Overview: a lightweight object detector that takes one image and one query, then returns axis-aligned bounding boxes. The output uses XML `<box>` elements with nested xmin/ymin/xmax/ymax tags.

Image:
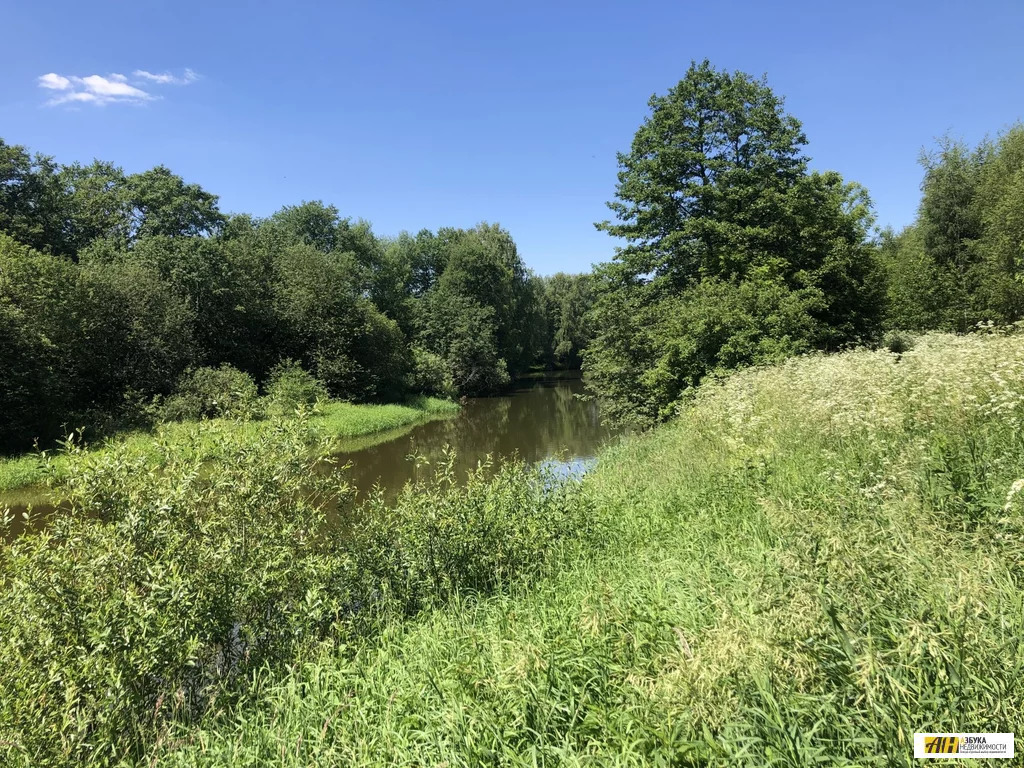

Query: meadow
<box><xmin>2</xmin><ymin>332</ymin><xmax>1022</xmax><ymax>766</ymax></box>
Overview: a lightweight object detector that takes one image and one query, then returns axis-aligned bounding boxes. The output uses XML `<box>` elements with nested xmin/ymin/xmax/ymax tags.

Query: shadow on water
<box><xmin>1</xmin><ymin>486</ymin><xmax>56</xmax><ymax>540</ymax></box>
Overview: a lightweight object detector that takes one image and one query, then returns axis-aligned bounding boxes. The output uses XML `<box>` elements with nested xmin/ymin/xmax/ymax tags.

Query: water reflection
<box><xmin>331</xmin><ymin>374</ymin><xmax>618</xmax><ymax>502</ymax></box>
<box><xmin>2</xmin><ymin>374</ymin><xmax>620</xmax><ymax>539</ymax></box>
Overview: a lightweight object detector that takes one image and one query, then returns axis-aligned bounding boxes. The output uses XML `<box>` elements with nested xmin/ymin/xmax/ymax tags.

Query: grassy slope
<box><xmin>0</xmin><ymin>397</ymin><xmax>458</xmax><ymax>502</ymax></box>
<box><xmin>160</xmin><ymin>334</ymin><xmax>1024</xmax><ymax>766</ymax></box>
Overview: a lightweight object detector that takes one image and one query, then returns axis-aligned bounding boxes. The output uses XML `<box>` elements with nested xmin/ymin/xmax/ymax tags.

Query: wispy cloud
<box><xmin>133</xmin><ymin>68</ymin><xmax>199</xmax><ymax>85</ymax></box>
<box><xmin>37</xmin><ymin>69</ymin><xmax>199</xmax><ymax>106</ymax></box>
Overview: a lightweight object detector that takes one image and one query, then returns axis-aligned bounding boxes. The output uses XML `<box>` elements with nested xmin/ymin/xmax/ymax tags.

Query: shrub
<box><xmin>0</xmin><ymin>420</ymin><xmax>356</xmax><ymax>767</ymax></box>
<box><xmin>162</xmin><ymin>365</ymin><xmax>261</xmax><ymax>421</ymax></box>
<box><xmin>353</xmin><ymin>452</ymin><xmax>596</xmax><ymax>613</ymax></box>
<box><xmin>882</xmin><ymin>329</ymin><xmax>915</xmax><ymax>354</ymax></box>
<box><xmin>409</xmin><ymin>346</ymin><xmax>456</xmax><ymax>398</ymax></box>
<box><xmin>0</xmin><ymin>425</ymin><xmax>592</xmax><ymax>766</ymax></box>
<box><xmin>263</xmin><ymin>359</ymin><xmax>328</xmax><ymax>417</ymax></box>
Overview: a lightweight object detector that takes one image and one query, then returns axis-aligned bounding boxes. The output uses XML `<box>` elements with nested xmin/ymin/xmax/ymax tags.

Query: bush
<box><xmin>0</xmin><ymin>421</ymin><xmax>356</xmax><ymax>767</ymax></box>
<box><xmin>162</xmin><ymin>365</ymin><xmax>261</xmax><ymax>421</ymax></box>
<box><xmin>409</xmin><ymin>346</ymin><xmax>456</xmax><ymax>398</ymax></box>
<box><xmin>353</xmin><ymin>453</ymin><xmax>595</xmax><ymax>613</ymax></box>
<box><xmin>0</xmin><ymin>424</ymin><xmax>592</xmax><ymax>766</ymax></box>
<box><xmin>263</xmin><ymin>359</ymin><xmax>328</xmax><ymax>417</ymax></box>
<box><xmin>585</xmin><ymin>276</ymin><xmax>823</xmax><ymax>425</ymax></box>
<box><xmin>882</xmin><ymin>329</ymin><xmax>915</xmax><ymax>354</ymax></box>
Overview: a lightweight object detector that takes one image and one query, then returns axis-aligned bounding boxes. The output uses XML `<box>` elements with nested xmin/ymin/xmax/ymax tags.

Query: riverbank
<box><xmin>3</xmin><ymin>333</ymin><xmax>1022</xmax><ymax>765</ymax></box>
<box><xmin>158</xmin><ymin>332</ymin><xmax>1024</xmax><ymax>765</ymax></box>
<box><xmin>0</xmin><ymin>396</ymin><xmax>459</xmax><ymax>506</ymax></box>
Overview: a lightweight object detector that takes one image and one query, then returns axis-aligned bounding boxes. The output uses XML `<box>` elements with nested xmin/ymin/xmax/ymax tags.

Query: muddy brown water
<box><xmin>2</xmin><ymin>374</ymin><xmax>620</xmax><ymax>540</ymax></box>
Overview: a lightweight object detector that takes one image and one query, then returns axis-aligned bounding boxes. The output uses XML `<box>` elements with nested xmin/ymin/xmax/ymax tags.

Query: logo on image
<box><xmin>914</xmin><ymin>733</ymin><xmax>1014</xmax><ymax>759</ymax></box>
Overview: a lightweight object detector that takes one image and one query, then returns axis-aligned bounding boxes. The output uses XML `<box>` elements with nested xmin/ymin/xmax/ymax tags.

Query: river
<box><xmin>3</xmin><ymin>373</ymin><xmax>619</xmax><ymax>538</ymax></box>
<box><xmin>329</xmin><ymin>372</ymin><xmax>619</xmax><ymax>502</ymax></box>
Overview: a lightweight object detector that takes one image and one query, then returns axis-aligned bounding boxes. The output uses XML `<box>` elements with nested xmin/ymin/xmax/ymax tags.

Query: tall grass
<box><xmin>151</xmin><ymin>332</ymin><xmax>1024</xmax><ymax>766</ymax></box>
<box><xmin>0</xmin><ymin>414</ymin><xmax>588</xmax><ymax>766</ymax></box>
<box><xmin>0</xmin><ymin>396</ymin><xmax>458</xmax><ymax>498</ymax></box>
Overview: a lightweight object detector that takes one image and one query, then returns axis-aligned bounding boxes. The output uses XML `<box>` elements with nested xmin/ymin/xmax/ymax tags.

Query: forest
<box><xmin>0</xmin><ymin>152</ymin><xmax>594</xmax><ymax>450</ymax></box>
<box><xmin>2</xmin><ymin>60</ymin><xmax>1024</xmax><ymax>766</ymax></box>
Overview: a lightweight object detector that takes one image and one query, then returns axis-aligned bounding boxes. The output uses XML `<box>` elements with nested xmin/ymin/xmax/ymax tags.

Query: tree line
<box><xmin>583</xmin><ymin>60</ymin><xmax>1024</xmax><ymax>425</ymax></box>
<box><xmin>5</xmin><ymin>59</ymin><xmax>1024</xmax><ymax>447</ymax></box>
<box><xmin>0</xmin><ymin>146</ymin><xmax>594</xmax><ymax>450</ymax></box>
<box><xmin>878</xmin><ymin>129</ymin><xmax>1024</xmax><ymax>333</ymax></box>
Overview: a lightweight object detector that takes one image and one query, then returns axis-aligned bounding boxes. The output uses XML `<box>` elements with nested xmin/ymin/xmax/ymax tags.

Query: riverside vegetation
<box><xmin>4</xmin><ymin>59</ymin><xmax>1024</xmax><ymax>765</ymax></box>
<box><xmin>2</xmin><ymin>331</ymin><xmax>1022</xmax><ymax>765</ymax></box>
<box><xmin>0</xmin><ymin>389</ymin><xmax>458</xmax><ymax>504</ymax></box>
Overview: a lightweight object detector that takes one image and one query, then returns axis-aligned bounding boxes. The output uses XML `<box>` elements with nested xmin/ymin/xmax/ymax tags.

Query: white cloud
<box><xmin>133</xmin><ymin>68</ymin><xmax>199</xmax><ymax>85</ymax></box>
<box><xmin>61</xmin><ymin>92</ymin><xmax>100</xmax><ymax>104</ymax></box>
<box><xmin>79</xmin><ymin>75</ymin><xmax>150</xmax><ymax>100</ymax></box>
<box><xmin>38</xmin><ymin>68</ymin><xmax>199</xmax><ymax>106</ymax></box>
<box><xmin>38</xmin><ymin>73</ymin><xmax>71</xmax><ymax>90</ymax></box>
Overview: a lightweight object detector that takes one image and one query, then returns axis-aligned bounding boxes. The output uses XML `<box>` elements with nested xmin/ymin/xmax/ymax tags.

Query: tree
<box><xmin>417</xmin><ymin>223</ymin><xmax>541</xmax><ymax>393</ymax></box>
<box><xmin>272</xmin><ymin>244</ymin><xmax>410</xmax><ymax>401</ymax></box>
<box><xmin>123</xmin><ymin>166</ymin><xmax>224</xmax><ymax>242</ymax></box>
<box><xmin>0</xmin><ymin>133</ymin><xmax>573</xmax><ymax>448</ymax></box>
<box><xmin>0</xmin><ymin>140</ymin><xmax>70</xmax><ymax>256</ymax></box>
<box><xmin>877</xmin><ymin>226</ymin><xmax>948</xmax><ymax>331</ymax></box>
<box><xmin>270</xmin><ymin>201</ymin><xmax>344</xmax><ymax>254</ymax></box>
<box><xmin>421</xmin><ymin>290</ymin><xmax>509</xmax><ymax>395</ymax></box>
<box><xmin>74</xmin><ymin>259</ymin><xmax>197</xmax><ymax>408</ymax></box>
<box><xmin>973</xmin><ymin>126</ymin><xmax>1024</xmax><ymax>323</ymax></box>
<box><xmin>597</xmin><ymin>60</ymin><xmax>808</xmax><ymax>291</ymax></box>
<box><xmin>543</xmin><ymin>273</ymin><xmax>595</xmax><ymax>369</ymax></box>
<box><xmin>0</xmin><ymin>232</ymin><xmax>76</xmax><ymax>447</ymax></box>
<box><xmin>880</xmin><ymin>126</ymin><xmax>1024</xmax><ymax>332</ymax></box>
<box><xmin>586</xmin><ymin>61</ymin><xmax>881</xmax><ymax>424</ymax></box>
<box><xmin>916</xmin><ymin>138</ymin><xmax>985</xmax><ymax>330</ymax></box>
<box><xmin>59</xmin><ymin>160</ymin><xmax>131</xmax><ymax>252</ymax></box>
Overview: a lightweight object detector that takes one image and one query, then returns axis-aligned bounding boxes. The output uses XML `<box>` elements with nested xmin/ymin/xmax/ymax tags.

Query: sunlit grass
<box><xmin>0</xmin><ymin>396</ymin><xmax>458</xmax><ymax>501</ymax></box>
<box><xmin>154</xmin><ymin>331</ymin><xmax>1024</xmax><ymax>766</ymax></box>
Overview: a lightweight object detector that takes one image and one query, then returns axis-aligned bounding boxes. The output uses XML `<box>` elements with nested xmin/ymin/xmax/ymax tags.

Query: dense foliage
<box><xmin>5</xmin><ymin>332</ymin><xmax>1018</xmax><ymax>765</ymax></box>
<box><xmin>5</xmin><ymin>63</ymin><xmax>1024</xmax><ymax>440</ymax></box>
<box><xmin>157</xmin><ymin>333</ymin><xmax>1024</xmax><ymax>766</ymax></box>
<box><xmin>585</xmin><ymin>60</ymin><xmax>884</xmax><ymax>424</ymax></box>
<box><xmin>879</xmin><ymin>127</ymin><xmax>1024</xmax><ymax>332</ymax></box>
<box><xmin>0</xmin><ymin>140</ymin><xmax>591</xmax><ymax>451</ymax></box>
<box><xmin>5</xmin><ymin>55</ymin><xmax>1024</xmax><ymax>766</ymax></box>
<box><xmin>0</xmin><ymin>419</ymin><xmax>592</xmax><ymax>767</ymax></box>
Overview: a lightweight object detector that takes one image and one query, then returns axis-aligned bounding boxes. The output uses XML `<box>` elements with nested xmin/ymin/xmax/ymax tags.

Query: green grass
<box><xmin>0</xmin><ymin>396</ymin><xmax>458</xmax><ymax>503</ymax></box>
<box><xmin>153</xmin><ymin>333</ymin><xmax>1024</xmax><ymax>766</ymax></box>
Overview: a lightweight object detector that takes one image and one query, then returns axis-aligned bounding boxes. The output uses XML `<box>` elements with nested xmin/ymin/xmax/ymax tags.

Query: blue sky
<box><xmin>3</xmin><ymin>0</ymin><xmax>1023</xmax><ymax>274</ymax></box>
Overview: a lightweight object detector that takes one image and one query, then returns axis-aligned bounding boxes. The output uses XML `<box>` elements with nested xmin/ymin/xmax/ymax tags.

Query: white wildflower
<box><xmin>1004</xmin><ymin>478</ymin><xmax>1024</xmax><ymax>513</ymax></box>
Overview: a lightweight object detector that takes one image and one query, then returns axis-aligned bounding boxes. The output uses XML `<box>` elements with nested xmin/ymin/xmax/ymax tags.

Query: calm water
<box><xmin>3</xmin><ymin>374</ymin><xmax>618</xmax><ymax>539</ymax></box>
<box><xmin>330</xmin><ymin>373</ymin><xmax>619</xmax><ymax>502</ymax></box>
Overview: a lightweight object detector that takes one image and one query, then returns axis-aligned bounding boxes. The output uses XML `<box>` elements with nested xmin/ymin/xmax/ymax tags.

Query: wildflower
<box><xmin>1004</xmin><ymin>478</ymin><xmax>1024</xmax><ymax>512</ymax></box>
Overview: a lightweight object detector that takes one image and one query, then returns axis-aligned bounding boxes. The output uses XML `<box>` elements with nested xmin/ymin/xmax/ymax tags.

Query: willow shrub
<box><xmin>0</xmin><ymin>418</ymin><xmax>593</xmax><ymax>767</ymax></box>
<box><xmin>161</xmin><ymin>364</ymin><xmax>262</xmax><ymax>422</ymax></box>
<box><xmin>263</xmin><ymin>358</ymin><xmax>329</xmax><ymax>417</ymax></box>
<box><xmin>353</xmin><ymin>452</ymin><xmax>599</xmax><ymax>614</ymax></box>
<box><xmin>0</xmin><ymin>421</ymin><xmax>351</xmax><ymax>766</ymax></box>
